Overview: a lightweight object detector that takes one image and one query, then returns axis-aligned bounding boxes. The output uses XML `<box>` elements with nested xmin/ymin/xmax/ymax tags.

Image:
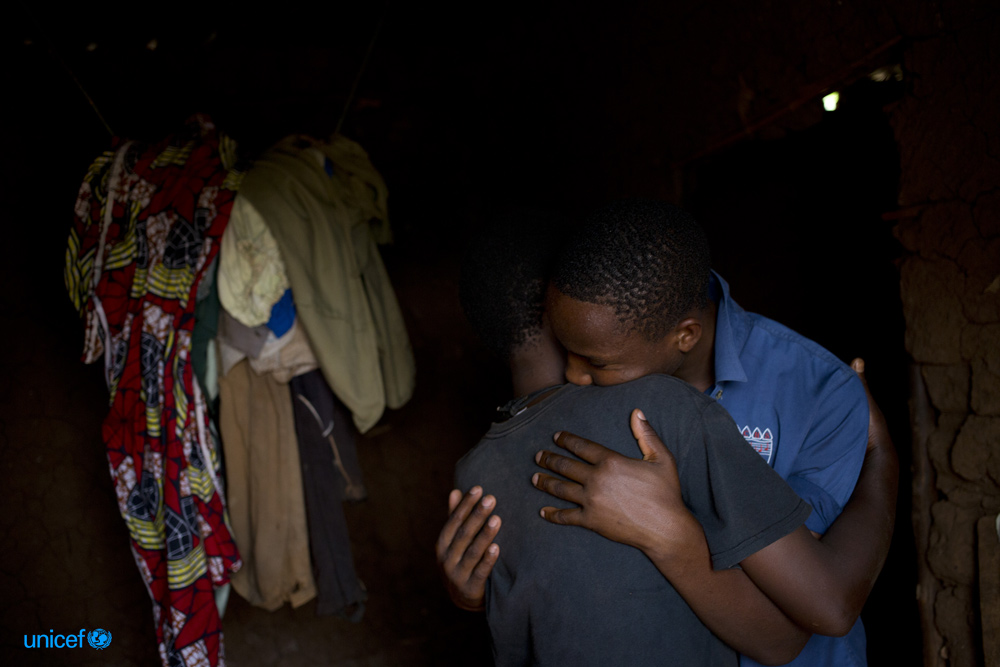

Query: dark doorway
<box><xmin>681</xmin><ymin>73</ymin><xmax>918</xmax><ymax>664</ymax></box>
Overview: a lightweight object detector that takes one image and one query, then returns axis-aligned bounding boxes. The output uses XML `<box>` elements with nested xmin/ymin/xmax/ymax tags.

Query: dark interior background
<box><xmin>1</xmin><ymin>2</ymin><xmax>919</xmax><ymax>665</ymax></box>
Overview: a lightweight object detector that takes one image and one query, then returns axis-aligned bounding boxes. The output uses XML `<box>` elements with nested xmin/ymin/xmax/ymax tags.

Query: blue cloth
<box><xmin>266</xmin><ymin>289</ymin><xmax>296</xmax><ymax>337</ymax></box>
<box><xmin>708</xmin><ymin>272</ymin><xmax>870</xmax><ymax>667</ymax></box>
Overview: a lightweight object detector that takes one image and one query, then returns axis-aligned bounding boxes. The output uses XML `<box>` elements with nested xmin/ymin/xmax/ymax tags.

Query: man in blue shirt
<box><xmin>530</xmin><ymin>199</ymin><xmax>894</xmax><ymax>666</ymax></box>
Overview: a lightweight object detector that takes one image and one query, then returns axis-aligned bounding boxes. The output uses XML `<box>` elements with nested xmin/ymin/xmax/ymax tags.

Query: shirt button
<box><xmin>714</xmin><ymin>389</ymin><xmax>723</xmax><ymax>399</ymax></box>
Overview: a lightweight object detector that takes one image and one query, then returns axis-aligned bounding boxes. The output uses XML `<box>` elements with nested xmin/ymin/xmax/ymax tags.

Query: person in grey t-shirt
<box><xmin>437</xmin><ymin>208</ymin><xmax>812</xmax><ymax>665</ymax></box>
<box><xmin>455</xmin><ymin>376</ymin><xmax>810</xmax><ymax>666</ymax></box>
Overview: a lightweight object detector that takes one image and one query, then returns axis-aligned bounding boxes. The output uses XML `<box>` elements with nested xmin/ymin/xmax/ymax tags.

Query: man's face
<box><xmin>545</xmin><ymin>286</ymin><xmax>684</xmax><ymax>387</ymax></box>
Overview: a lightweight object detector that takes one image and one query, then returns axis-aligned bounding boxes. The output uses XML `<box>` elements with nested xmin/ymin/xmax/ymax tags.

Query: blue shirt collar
<box><xmin>710</xmin><ymin>271</ymin><xmax>749</xmax><ymax>385</ymax></box>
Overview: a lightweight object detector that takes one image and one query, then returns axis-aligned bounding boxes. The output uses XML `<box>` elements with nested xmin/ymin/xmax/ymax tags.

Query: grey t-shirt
<box><xmin>455</xmin><ymin>374</ymin><xmax>811</xmax><ymax>667</ymax></box>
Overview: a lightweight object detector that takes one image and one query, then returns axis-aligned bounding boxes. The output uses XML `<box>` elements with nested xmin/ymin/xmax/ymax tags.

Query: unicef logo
<box><xmin>87</xmin><ymin>628</ymin><xmax>112</xmax><ymax>650</ymax></box>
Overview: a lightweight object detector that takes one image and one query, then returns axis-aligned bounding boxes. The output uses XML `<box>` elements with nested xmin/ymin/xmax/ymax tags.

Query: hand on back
<box><xmin>435</xmin><ymin>486</ymin><xmax>501</xmax><ymax>611</ymax></box>
<box><xmin>532</xmin><ymin>409</ymin><xmax>704</xmax><ymax>561</ymax></box>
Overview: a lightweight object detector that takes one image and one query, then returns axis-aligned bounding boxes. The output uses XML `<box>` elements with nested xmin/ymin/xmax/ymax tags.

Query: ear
<box><xmin>673</xmin><ymin>317</ymin><xmax>703</xmax><ymax>353</ymax></box>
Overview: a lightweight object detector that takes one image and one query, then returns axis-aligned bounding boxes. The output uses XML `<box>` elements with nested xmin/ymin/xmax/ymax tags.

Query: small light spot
<box><xmin>85</xmin><ymin>42</ymin><xmax>98</xmax><ymax>52</ymax></box>
<box><xmin>822</xmin><ymin>92</ymin><xmax>840</xmax><ymax>112</ymax></box>
<box><xmin>146</xmin><ymin>38</ymin><xmax>158</xmax><ymax>51</ymax></box>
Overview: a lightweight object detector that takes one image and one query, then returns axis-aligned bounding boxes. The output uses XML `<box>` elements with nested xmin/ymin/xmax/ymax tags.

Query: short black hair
<box><xmin>551</xmin><ymin>199</ymin><xmax>711</xmax><ymax>340</ymax></box>
<box><xmin>459</xmin><ymin>207</ymin><xmax>568</xmax><ymax>361</ymax></box>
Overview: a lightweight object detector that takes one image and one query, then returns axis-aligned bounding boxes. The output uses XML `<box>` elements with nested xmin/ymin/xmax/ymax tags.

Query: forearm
<box><xmin>816</xmin><ymin>435</ymin><xmax>899</xmax><ymax>625</ymax></box>
<box><xmin>644</xmin><ymin>518</ymin><xmax>810</xmax><ymax>665</ymax></box>
<box><xmin>806</xmin><ymin>357</ymin><xmax>900</xmax><ymax>632</ymax></box>
<box><xmin>740</xmin><ymin>439</ymin><xmax>899</xmax><ymax>637</ymax></box>
<box><xmin>741</xmin><ymin>363</ymin><xmax>900</xmax><ymax>637</ymax></box>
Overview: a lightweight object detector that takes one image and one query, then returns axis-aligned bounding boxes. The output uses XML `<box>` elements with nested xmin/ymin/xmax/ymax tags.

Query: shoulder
<box><xmin>745</xmin><ymin>313</ymin><xmax>846</xmax><ymax>367</ymax></box>
<box><xmin>599</xmin><ymin>373</ymin><xmax>713</xmax><ymax>407</ymax></box>
<box><xmin>743</xmin><ymin>313</ymin><xmax>863</xmax><ymax>399</ymax></box>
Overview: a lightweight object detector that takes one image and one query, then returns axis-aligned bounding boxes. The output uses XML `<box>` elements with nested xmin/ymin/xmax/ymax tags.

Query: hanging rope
<box><xmin>334</xmin><ymin>2</ymin><xmax>390</xmax><ymax>138</ymax></box>
<box><xmin>17</xmin><ymin>0</ymin><xmax>115</xmax><ymax>138</ymax></box>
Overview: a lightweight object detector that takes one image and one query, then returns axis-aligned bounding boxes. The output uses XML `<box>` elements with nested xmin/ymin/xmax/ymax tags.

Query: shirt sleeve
<box><xmin>784</xmin><ymin>368</ymin><xmax>869</xmax><ymax>534</ymax></box>
<box><xmin>676</xmin><ymin>400</ymin><xmax>813</xmax><ymax>570</ymax></box>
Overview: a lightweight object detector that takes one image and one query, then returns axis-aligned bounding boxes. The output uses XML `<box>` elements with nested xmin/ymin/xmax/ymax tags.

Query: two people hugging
<box><xmin>436</xmin><ymin>199</ymin><xmax>897</xmax><ymax>667</ymax></box>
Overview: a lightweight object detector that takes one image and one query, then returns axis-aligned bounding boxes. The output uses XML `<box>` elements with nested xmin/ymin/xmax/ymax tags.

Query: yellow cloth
<box><xmin>238</xmin><ymin>135</ymin><xmax>415</xmax><ymax>432</ymax></box>
<box><xmin>217</xmin><ymin>195</ymin><xmax>290</xmax><ymax>328</ymax></box>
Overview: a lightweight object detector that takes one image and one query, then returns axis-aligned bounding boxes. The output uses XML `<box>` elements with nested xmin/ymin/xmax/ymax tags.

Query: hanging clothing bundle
<box><xmin>65</xmin><ymin>115</ymin><xmax>242</xmax><ymax>667</ymax></box>
<box><xmin>213</xmin><ymin>132</ymin><xmax>413</xmax><ymax>619</ymax></box>
<box><xmin>236</xmin><ymin>134</ymin><xmax>415</xmax><ymax>433</ymax></box>
<box><xmin>66</xmin><ymin>114</ymin><xmax>414</xmax><ymax>652</ymax></box>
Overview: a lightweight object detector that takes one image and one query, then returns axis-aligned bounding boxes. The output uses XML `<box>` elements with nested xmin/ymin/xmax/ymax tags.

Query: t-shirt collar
<box><xmin>496</xmin><ymin>383</ymin><xmax>566</xmax><ymax>422</ymax></box>
<box><xmin>710</xmin><ymin>270</ymin><xmax>749</xmax><ymax>385</ymax></box>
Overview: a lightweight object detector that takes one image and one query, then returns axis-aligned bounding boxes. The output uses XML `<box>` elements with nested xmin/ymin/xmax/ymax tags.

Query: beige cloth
<box><xmin>219</xmin><ymin>319</ymin><xmax>320</xmax><ymax>383</ymax></box>
<box><xmin>238</xmin><ymin>134</ymin><xmax>415</xmax><ymax>432</ymax></box>
<box><xmin>219</xmin><ymin>359</ymin><xmax>316</xmax><ymax>610</ymax></box>
<box><xmin>217</xmin><ymin>195</ymin><xmax>290</xmax><ymax>328</ymax></box>
<box><xmin>248</xmin><ymin>320</ymin><xmax>319</xmax><ymax>382</ymax></box>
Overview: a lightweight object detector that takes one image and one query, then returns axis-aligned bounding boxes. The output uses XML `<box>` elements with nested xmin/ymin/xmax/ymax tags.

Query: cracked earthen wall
<box><xmin>614</xmin><ymin>2</ymin><xmax>1000</xmax><ymax>663</ymax></box>
<box><xmin>611</xmin><ymin>2</ymin><xmax>1000</xmax><ymax>658</ymax></box>
<box><xmin>616</xmin><ymin>3</ymin><xmax>1000</xmax><ymax>662</ymax></box>
<box><xmin>890</xmin><ymin>9</ymin><xmax>1000</xmax><ymax>666</ymax></box>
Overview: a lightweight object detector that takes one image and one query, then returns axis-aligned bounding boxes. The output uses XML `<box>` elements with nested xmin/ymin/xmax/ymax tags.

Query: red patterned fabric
<box><xmin>65</xmin><ymin>115</ymin><xmax>242</xmax><ymax>667</ymax></box>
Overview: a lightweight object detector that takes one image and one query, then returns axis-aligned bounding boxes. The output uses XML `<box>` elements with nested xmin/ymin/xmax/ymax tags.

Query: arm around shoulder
<box><xmin>626</xmin><ymin>411</ymin><xmax>812</xmax><ymax>664</ymax></box>
<box><xmin>741</xmin><ymin>359</ymin><xmax>898</xmax><ymax>637</ymax></box>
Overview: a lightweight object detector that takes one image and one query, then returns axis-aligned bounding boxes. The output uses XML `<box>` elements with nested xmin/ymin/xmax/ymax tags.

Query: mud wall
<box><xmin>586</xmin><ymin>2</ymin><xmax>1000</xmax><ymax>663</ymax></box>
<box><xmin>890</xmin><ymin>7</ymin><xmax>1000</xmax><ymax>666</ymax></box>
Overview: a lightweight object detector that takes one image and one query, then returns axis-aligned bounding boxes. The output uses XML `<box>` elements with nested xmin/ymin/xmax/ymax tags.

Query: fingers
<box><xmin>458</xmin><ymin>515</ymin><xmax>501</xmax><ymax>576</ymax></box>
<box><xmin>447</xmin><ymin>488</ymin><xmax>462</xmax><ymax>514</ymax></box>
<box><xmin>437</xmin><ymin>494</ymin><xmax>501</xmax><ymax>612</ymax></box>
<box><xmin>850</xmin><ymin>357</ymin><xmax>881</xmax><ymax>416</ymax></box>
<box><xmin>851</xmin><ymin>357</ymin><xmax>882</xmax><ymax>420</ymax></box>
<box><xmin>629</xmin><ymin>409</ymin><xmax>669</xmax><ymax>461</ymax></box>
<box><xmin>435</xmin><ymin>487</ymin><xmax>494</xmax><ymax>563</ymax></box>
<box><xmin>467</xmin><ymin>541</ymin><xmax>500</xmax><ymax>589</ymax></box>
<box><xmin>552</xmin><ymin>430</ymin><xmax>613</xmax><ymax>464</ymax></box>
<box><xmin>448</xmin><ymin>532</ymin><xmax>500</xmax><ymax>611</ymax></box>
<box><xmin>531</xmin><ymin>471</ymin><xmax>585</xmax><ymax>505</ymax></box>
<box><xmin>538</xmin><ymin>505</ymin><xmax>585</xmax><ymax>526</ymax></box>
<box><xmin>534</xmin><ymin>448</ymin><xmax>592</xmax><ymax>482</ymax></box>
<box><xmin>438</xmin><ymin>487</ymin><xmax>482</xmax><ymax>557</ymax></box>
<box><xmin>850</xmin><ymin>357</ymin><xmax>892</xmax><ymax>455</ymax></box>
<box><xmin>850</xmin><ymin>358</ymin><xmax>874</xmax><ymax>407</ymax></box>
<box><xmin>435</xmin><ymin>487</ymin><xmax>502</xmax><ymax>613</ymax></box>
<box><xmin>449</xmin><ymin>494</ymin><xmax>497</xmax><ymax>566</ymax></box>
